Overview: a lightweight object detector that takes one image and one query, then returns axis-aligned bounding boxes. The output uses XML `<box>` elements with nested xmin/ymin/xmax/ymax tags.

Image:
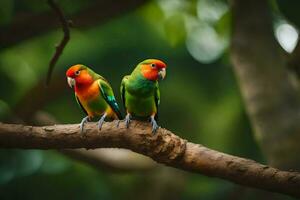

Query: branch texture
<box><xmin>46</xmin><ymin>0</ymin><xmax>70</xmax><ymax>85</ymax></box>
<box><xmin>33</xmin><ymin>111</ymin><xmax>157</xmax><ymax>172</ymax></box>
<box><xmin>0</xmin><ymin>122</ymin><xmax>300</xmax><ymax>198</ymax></box>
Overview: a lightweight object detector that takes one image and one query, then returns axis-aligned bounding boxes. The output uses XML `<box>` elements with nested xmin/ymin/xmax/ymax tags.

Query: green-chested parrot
<box><xmin>66</xmin><ymin>64</ymin><xmax>122</xmax><ymax>133</ymax></box>
<box><xmin>120</xmin><ymin>59</ymin><xmax>167</xmax><ymax>133</ymax></box>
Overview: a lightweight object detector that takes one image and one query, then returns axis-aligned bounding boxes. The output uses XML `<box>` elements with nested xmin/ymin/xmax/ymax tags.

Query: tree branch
<box><xmin>46</xmin><ymin>0</ymin><xmax>70</xmax><ymax>85</ymax></box>
<box><xmin>0</xmin><ymin>122</ymin><xmax>299</xmax><ymax>198</ymax></box>
<box><xmin>33</xmin><ymin>111</ymin><xmax>157</xmax><ymax>172</ymax></box>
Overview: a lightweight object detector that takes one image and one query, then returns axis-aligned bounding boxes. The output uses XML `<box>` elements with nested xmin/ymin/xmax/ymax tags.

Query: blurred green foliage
<box><xmin>0</xmin><ymin>0</ymin><xmax>297</xmax><ymax>199</ymax></box>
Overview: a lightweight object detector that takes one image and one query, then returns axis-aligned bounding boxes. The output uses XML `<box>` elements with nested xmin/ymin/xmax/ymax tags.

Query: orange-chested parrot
<box><xmin>66</xmin><ymin>64</ymin><xmax>122</xmax><ymax>133</ymax></box>
<box><xmin>120</xmin><ymin>59</ymin><xmax>167</xmax><ymax>133</ymax></box>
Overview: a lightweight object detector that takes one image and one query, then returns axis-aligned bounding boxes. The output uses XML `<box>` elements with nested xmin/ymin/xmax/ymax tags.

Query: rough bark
<box><xmin>230</xmin><ymin>0</ymin><xmax>300</xmax><ymax>169</ymax></box>
<box><xmin>0</xmin><ymin>122</ymin><xmax>300</xmax><ymax>198</ymax></box>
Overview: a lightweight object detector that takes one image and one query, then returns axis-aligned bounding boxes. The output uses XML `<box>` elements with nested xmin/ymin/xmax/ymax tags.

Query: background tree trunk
<box><xmin>230</xmin><ymin>0</ymin><xmax>300</xmax><ymax>170</ymax></box>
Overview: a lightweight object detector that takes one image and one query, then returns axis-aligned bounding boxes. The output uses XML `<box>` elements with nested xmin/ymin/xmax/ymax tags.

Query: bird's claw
<box><xmin>98</xmin><ymin>113</ymin><xmax>107</xmax><ymax>130</ymax></box>
<box><xmin>150</xmin><ymin>116</ymin><xmax>159</xmax><ymax>134</ymax></box>
<box><xmin>125</xmin><ymin>114</ymin><xmax>131</xmax><ymax>128</ymax></box>
<box><xmin>79</xmin><ymin>116</ymin><xmax>89</xmax><ymax>134</ymax></box>
<box><xmin>116</xmin><ymin>120</ymin><xmax>121</xmax><ymax>128</ymax></box>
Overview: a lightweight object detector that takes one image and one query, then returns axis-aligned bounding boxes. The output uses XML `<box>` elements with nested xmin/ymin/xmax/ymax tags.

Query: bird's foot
<box><xmin>150</xmin><ymin>116</ymin><xmax>159</xmax><ymax>134</ymax></box>
<box><xmin>116</xmin><ymin>120</ymin><xmax>122</xmax><ymax>128</ymax></box>
<box><xmin>79</xmin><ymin>116</ymin><xmax>90</xmax><ymax>134</ymax></box>
<box><xmin>116</xmin><ymin>120</ymin><xmax>120</xmax><ymax>127</ymax></box>
<box><xmin>98</xmin><ymin>113</ymin><xmax>107</xmax><ymax>130</ymax></box>
<box><xmin>125</xmin><ymin>113</ymin><xmax>131</xmax><ymax>128</ymax></box>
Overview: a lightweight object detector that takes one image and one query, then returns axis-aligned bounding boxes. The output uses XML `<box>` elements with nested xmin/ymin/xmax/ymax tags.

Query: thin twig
<box><xmin>46</xmin><ymin>0</ymin><xmax>70</xmax><ymax>85</ymax></box>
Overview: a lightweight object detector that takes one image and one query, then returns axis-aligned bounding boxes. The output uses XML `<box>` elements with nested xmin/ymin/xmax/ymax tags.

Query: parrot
<box><xmin>66</xmin><ymin>64</ymin><xmax>122</xmax><ymax>133</ymax></box>
<box><xmin>120</xmin><ymin>59</ymin><xmax>167</xmax><ymax>133</ymax></box>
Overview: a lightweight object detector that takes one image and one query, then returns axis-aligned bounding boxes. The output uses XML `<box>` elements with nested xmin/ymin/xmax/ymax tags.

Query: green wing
<box><xmin>120</xmin><ymin>76</ymin><xmax>129</xmax><ymax>112</ymax></box>
<box><xmin>154</xmin><ymin>83</ymin><xmax>160</xmax><ymax>121</ymax></box>
<box><xmin>75</xmin><ymin>94</ymin><xmax>88</xmax><ymax>116</ymax></box>
<box><xmin>98</xmin><ymin>79</ymin><xmax>123</xmax><ymax>119</ymax></box>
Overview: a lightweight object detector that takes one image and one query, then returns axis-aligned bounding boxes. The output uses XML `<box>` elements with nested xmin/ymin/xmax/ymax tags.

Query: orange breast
<box><xmin>75</xmin><ymin>82</ymin><xmax>101</xmax><ymax>116</ymax></box>
<box><xmin>76</xmin><ymin>81</ymin><xmax>100</xmax><ymax>101</ymax></box>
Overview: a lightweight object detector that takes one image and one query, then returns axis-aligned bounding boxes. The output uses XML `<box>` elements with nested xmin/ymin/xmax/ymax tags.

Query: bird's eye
<box><xmin>75</xmin><ymin>70</ymin><xmax>80</xmax><ymax>76</ymax></box>
<box><xmin>151</xmin><ymin>63</ymin><xmax>156</xmax><ymax>68</ymax></box>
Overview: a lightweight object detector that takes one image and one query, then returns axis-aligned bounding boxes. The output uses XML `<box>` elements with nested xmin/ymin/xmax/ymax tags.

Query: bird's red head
<box><xmin>140</xmin><ymin>59</ymin><xmax>167</xmax><ymax>81</ymax></box>
<box><xmin>66</xmin><ymin>64</ymin><xmax>93</xmax><ymax>89</ymax></box>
